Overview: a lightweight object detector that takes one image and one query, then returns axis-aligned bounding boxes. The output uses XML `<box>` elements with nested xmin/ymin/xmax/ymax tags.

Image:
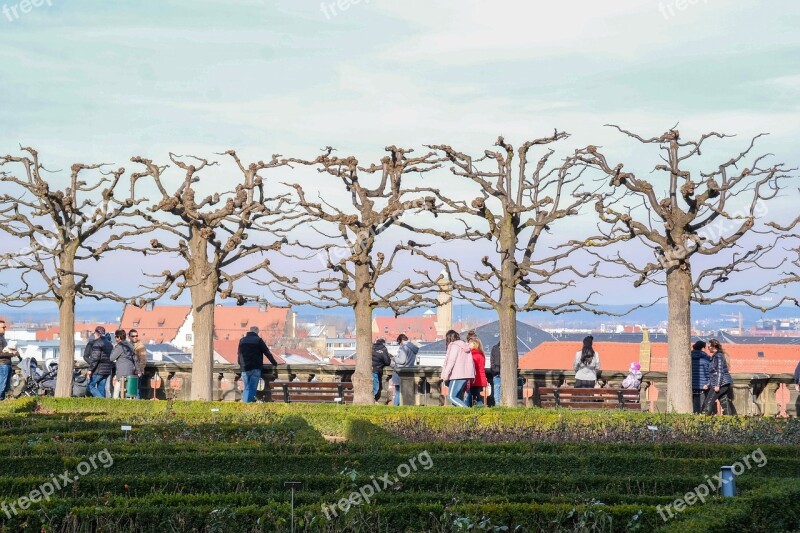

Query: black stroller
<box><xmin>12</xmin><ymin>358</ymin><xmax>88</xmax><ymax>398</ymax></box>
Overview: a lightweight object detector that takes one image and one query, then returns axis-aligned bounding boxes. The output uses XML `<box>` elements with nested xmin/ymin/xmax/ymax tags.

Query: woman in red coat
<box><xmin>466</xmin><ymin>332</ymin><xmax>488</xmax><ymax>407</ymax></box>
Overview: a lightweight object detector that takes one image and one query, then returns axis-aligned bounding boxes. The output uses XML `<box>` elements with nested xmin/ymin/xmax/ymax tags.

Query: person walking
<box><xmin>391</xmin><ymin>334</ymin><xmax>418</xmax><ymax>406</ymax></box>
<box><xmin>128</xmin><ymin>329</ymin><xmax>148</xmax><ymax>399</ymax></box>
<box><xmin>441</xmin><ymin>330</ymin><xmax>474</xmax><ymax>407</ymax></box>
<box><xmin>86</xmin><ymin>326</ymin><xmax>113</xmax><ymax>398</ymax></box>
<box><xmin>371</xmin><ymin>338</ymin><xmax>391</xmax><ymax>402</ymax></box>
<box><xmin>490</xmin><ymin>342</ymin><xmax>500</xmax><ymax>407</ymax></box>
<box><xmin>703</xmin><ymin>338</ymin><xmax>736</xmax><ymax>415</ymax></box>
<box><xmin>0</xmin><ymin>320</ymin><xmax>19</xmax><ymax>400</ymax></box>
<box><xmin>573</xmin><ymin>335</ymin><xmax>600</xmax><ymax>388</ymax></box>
<box><xmin>466</xmin><ymin>333</ymin><xmax>487</xmax><ymax>407</ymax></box>
<box><xmin>691</xmin><ymin>340</ymin><xmax>712</xmax><ymax>413</ymax></box>
<box><xmin>238</xmin><ymin>326</ymin><xmax>278</xmax><ymax>403</ymax></box>
<box><xmin>110</xmin><ymin>329</ymin><xmax>142</xmax><ymax>399</ymax></box>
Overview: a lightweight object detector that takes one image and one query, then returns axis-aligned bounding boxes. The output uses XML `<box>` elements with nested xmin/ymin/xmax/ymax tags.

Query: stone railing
<box><xmin>17</xmin><ymin>363</ymin><xmax>797</xmax><ymax>416</ymax></box>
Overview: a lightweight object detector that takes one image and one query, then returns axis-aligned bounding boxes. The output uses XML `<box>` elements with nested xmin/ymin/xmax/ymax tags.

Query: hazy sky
<box><xmin>1</xmin><ymin>0</ymin><xmax>798</xmax><ymax>311</ymax></box>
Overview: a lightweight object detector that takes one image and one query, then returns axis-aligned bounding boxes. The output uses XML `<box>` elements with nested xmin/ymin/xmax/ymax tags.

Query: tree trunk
<box><xmin>498</xmin><ymin>227</ymin><xmax>519</xmax><ymax>407</ymax></box>
<box><xmin>498</xmin><ymin>302</ymin><xmax>518</xmax><ymax>407</ymax></box>
<box><xmin>54</xmin><ymin>250</ymin><xmax>77</xmax><ymax>398</ymax></box>
<box><xmin>352</xmin><ymin>263</ymin><xmax>375</xmax><ymax>405</ymax></box>
<box><xmin>665</xmin><ymin>265</ymin><xmax>693</xmax><ymax>413</ymax></box>
<box><xmin>188</xmin><ymin>231</ymin><xmax>218</xmax><ymax>402</ymax></box>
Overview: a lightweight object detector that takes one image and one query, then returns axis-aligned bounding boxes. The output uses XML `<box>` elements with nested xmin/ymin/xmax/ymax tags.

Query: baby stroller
<box><xmin>12</xmin><ymin>358</ymin><xmax>88</xmax><ymax>398</ymax></box>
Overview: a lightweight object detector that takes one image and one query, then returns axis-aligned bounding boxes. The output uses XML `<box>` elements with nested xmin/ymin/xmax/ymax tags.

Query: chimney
<box><xmin>145</xmin><ymin>302</ymin><xmax>155</xmax><ymax>312</ymax></box>
<box><xmin>639</xmin><ymin>327</ymin><xmax>651</xmax><ymax>372</ymax></box>
<box><xmin>259</xmin><ymin>301</ymin><xmax>268</xmax><ymax>313</ymax></box>
<box><xmin>435</xmin><ymin>270</ymin><xmax>452</xmax><ymax>337</ymax></box>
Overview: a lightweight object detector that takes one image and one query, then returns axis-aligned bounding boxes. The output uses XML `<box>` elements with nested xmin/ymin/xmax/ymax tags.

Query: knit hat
<box><xmin>630</xmin><ymin>362</ymin><xmax>641</xmax><ymax>372</ymax></box>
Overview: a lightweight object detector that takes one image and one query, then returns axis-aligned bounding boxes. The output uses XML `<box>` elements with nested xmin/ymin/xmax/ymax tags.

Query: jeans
<box><xmin>468</xmin><ymin>386</ymin><xmax>484</xmax><ymax>407</ymax></box>
<box><xmin>575</xmin><ymin>379</ymin><xmax>596</xmax><ymax>388</ymax></box>
<box><xmin>88</xmin><ymin>374</ymin><xmax>108</xmax><ymax>398</ymax></box>
<box><xmin>492</xmin><ymin>374</ymin><xmax>501</xmax><ymax>407</ymax></box>
<box><xmin>0</xmin><ymin>365</ymin><xmax>11</xmax><ymax>400</ymax></box>
<box><xmin>446</xmin><ymin>379</ymin><xmax>469</xmax><ymax>407</ymax></box>
<box><xmin>373</xmin><ymin>372</ymin><xmax>384</xmax><ymax>402</ymax></box>
<box><xmin>393</xmin><ymin>385</ymin><xmax>401</xmax><ymax>406</ymax></box>
<box><xmin>242</xmin><ymin>369</ymin><xmax>262</xmax><ymax>403</ymax></box>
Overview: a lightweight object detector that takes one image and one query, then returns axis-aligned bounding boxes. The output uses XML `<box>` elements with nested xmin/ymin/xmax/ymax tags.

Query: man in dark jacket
<box><xmin>490</xmin><ymin>342</ymin><xmax>500</xmax><ymax>407</ymax></box>
<box><xmin>691</xmin><ymin>340</ymin><xmax>711</xmax><ymax>414</ymax></box>
<box><xmin>238</xmin><ymin>326</ymin><xmax>278</xmax><ymax>403</ymax></box>
<box><xmin>372</xmin><ymin>338</ymin><xmax>391</xmax><ymax>402</ymax></box>
<box><xmin>0</xmin><ymin>320</ymin><xmax>19</xmax><ymax>400</ymax></box>
<box><xmin>86</xmin><ymin>326</ymin><xmax>113</xmax><ymax>398</ymax></box>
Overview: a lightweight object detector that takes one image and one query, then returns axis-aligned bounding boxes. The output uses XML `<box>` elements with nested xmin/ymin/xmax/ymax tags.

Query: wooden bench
<box><xmin>532</xmin><ymin>385</ymin><xmax>641</xmax><ymax>410</ymax></box>
<box><xmin>267</xmin><ymin>381</ymin><xmax>353</xmax><ymax>404</ymax></box>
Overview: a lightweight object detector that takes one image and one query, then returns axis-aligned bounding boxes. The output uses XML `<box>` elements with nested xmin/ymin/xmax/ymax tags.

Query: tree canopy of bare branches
<box><xmin>573</xmin><ymin>126</ymin><xmax>795</xmax><ymax>412</ymax></box>
<box><xmin>0</xmin><ymin>147</ymin><xmax>148</xmax><ymax>396</ymax></box>
<box><xmin>130</xmin><ymin>151</ymin><xmax>300</xmax><ymax>401</ymax></box>
<box><xmin>403</xmin><ymin>131</ymin><xmax>605</xmax><ymax>405</ymax></box>
<box><xmin>266</xmin><ymin>146</ymin><xmax>442</xmax><ymax>404</ymax></box>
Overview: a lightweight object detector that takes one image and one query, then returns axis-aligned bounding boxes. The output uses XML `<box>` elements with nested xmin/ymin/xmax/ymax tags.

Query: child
<box><xmin>622</xmin><ymin>362</ymin><xmax>642</xmax><ymax>390</ymax></box>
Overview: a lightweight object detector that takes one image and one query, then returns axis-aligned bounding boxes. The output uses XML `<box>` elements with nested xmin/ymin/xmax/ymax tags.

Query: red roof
<box><xmin>120</xmin><ymin>305</ymin><xmax>191</xmax><ymax>345</ymax></box>
<box><xmin>373</xmin><ymin>316</ymin><xmax>439</xmax><ymax>343</ymax></box>
<box><xmin>519</xmin><ymin>341</ymin><xmax>799</xmax><ymax>374</ymax></box>
<box><xmin>36</xmin><ymin>323</ymin><xmax>120</xmax><ymax>341</ymax></box>
<box><xmin>213</xmin><ymin>306</ymin><xmax>290</xmax><ymax>345</ymax></box>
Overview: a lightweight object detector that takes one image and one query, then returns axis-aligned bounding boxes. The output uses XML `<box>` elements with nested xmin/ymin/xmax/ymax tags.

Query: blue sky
<box><xmin>0</xmin><ymin>0</ymin><xmax>798</xmax><ymax>310</ymax></box>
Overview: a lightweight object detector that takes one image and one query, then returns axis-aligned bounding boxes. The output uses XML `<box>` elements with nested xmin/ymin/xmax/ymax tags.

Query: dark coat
<box><xmin>87</xmin><ymin>336</ymin><xmax>114</xmax><ymax>376</ymax></box>
<box><xmin>794</xmin><ymin>361</ymin><xmax>800</xmax><ymax>387</ymax></box>
<box><xmin>0</xmin><ymin>334</ymin><xmax>11</xmax><ymax>366</ymax></box>
<box><xmin>372</xmin><ymin>342</ymin><xmax>391</xmax><ymax>373</ymax></box>
<box><xmin>706</xmin><ymin>352</ymin><xmax>732</xmax><ymax>388</ymax></box>
<box><xmin>691</xmin><ymin>349</ymin><xmax>711</xmax><ymax>390</ymax></box>
<box><xmin>237</xmin><ymin>332</ymin><xmax>277</xmax><ymax>372</ymax></box>
<box><xmin>490</xmin><ymin>343</ymin><xmax>500</xmax><ymax>376</ymax></box>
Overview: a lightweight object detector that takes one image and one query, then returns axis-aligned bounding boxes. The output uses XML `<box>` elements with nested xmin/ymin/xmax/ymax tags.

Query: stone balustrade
<box><xmin>16</xmin><ymin>362</ymin><xmax>797</xmax><ymax>416</ymax></box>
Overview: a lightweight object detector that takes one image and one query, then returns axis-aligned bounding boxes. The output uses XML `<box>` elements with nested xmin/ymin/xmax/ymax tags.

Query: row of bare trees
<box><xmin>1</xmin><ymin>127</ymin><xmax>797</xmax><ymax>410</ymax></box>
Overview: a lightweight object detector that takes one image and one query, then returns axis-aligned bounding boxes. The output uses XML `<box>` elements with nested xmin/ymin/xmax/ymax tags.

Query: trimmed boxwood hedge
<box><xmin>0</xmin><ymin>397</ymin><xmax>798</xmax><ymax>532</ymax></box>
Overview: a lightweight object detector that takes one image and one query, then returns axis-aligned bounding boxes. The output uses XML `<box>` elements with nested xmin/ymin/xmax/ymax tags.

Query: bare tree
<box><xmin>573</xmin><ymin>127</ymin><xmax>795</xmax><ymax>413</ymax></box>
<box><xmin>130</xmin><ymin>151</ymin><xmax>298</xmax><ymax>401</ymax></box>
<box><xmin>403</xmin><ymin>132</ymin><xmax>606</xmax><ymax>406</ymax></box>
<box><xmin>0</xmin><ymin>148</ymin><xmax>147</xmax><ymax>397</ymax></box>
<box><xmin>266</xmin><ymin>146</ymin><xmax>442</xmax><ymax>404</ymax></box>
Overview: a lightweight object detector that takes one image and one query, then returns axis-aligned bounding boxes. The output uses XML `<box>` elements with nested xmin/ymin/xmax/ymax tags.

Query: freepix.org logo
<box><xmin>657</xmin><ymin>448</ymin><xmax>767</xmax><ymax>522</ymax></box>
<box><xmin>3</xmin><ymin>0</ymin><xmax>53</xmax><ymax>22</ymax></box>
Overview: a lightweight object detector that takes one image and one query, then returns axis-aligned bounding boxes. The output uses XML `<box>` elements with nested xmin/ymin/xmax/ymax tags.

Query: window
<box><xmin>757</xmin><ymin>351</ymin><xmax>764</xmax><ymax>358</ymax></box>
<box><xmin>132</xmin><ymin>321</ymin><xmax>140</xmax><ymax>327</ymax></box>
<box><xmin>186</xmin><ymin>334</ymin><xmax>193</xmax><ymax>342</ymax></box>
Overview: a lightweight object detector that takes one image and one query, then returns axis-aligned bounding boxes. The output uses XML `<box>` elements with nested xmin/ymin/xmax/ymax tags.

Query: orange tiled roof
<box><xmin>519</xmin><ymin>341</ymin><xmax>799</xmax><ymax>374</ymax></box>
<box><xmin>373</xmin><ymin>316</ymin><xmax>439</xmax><ymax>343</ymax></box>
<box><xmin>120</xmin><ymin>305</ymin><xmax>191</xmax><ymax>345</ymax></box>
<box><xmin>37</xmin><ymin>323</ymin><xmax>120</xmax><ymax>341</ymax></box>
<box><xmin>213</xmin><ymin>306</ymin><xmax>289</xmax><ymax>345</ymax></box>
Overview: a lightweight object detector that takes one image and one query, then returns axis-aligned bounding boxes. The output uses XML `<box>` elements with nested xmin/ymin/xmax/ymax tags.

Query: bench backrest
<box><xmin>267</xmin><ymin>381</ymin><xmax>353</xmax><ymax>404</ymax></box>
<box><xmin>532</xmin><ymin>385</ymin><xmax>641</xmax><ymax>410</ymax></box>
